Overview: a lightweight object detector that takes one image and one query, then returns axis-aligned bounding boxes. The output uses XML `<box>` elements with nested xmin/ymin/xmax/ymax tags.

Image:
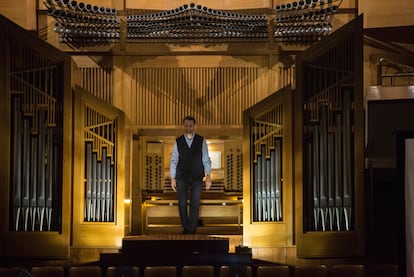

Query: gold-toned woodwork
<box><xmin>72</xmin><ymin>85</ymin><xmax>126</xmax><ymax>247</ymax></box>
<box><xmin>80</xmin><ymin>67</ymin><xmax>114</xmax><ymax>104</ymax></box>
<box><xmin>124</xmin><ymin>1</ymin><xmax>273</xmax><ymax>11</ymax></box>
<box><xmin>130</xmin><ymin>66</ymin><xmax>264</xmax><ymax>126</ymax></box>
<box><xmin>243</xmin><ymin>85</ymin><xmax>293</xmax><ymax>247</ymax></box>
<box><xmin>360</xmin><ymin>0</ymin><xmax>414</xmax><ymax>28</ymax></box>
<box><xmin>279</xmin><ymin>63</ymin><xmax>296</xmax><ymax>89</ymax></box>
<box><xmin>110</xmin><ymin>54</ymin><xmax>281</xmax><ymax>133</ymax></box>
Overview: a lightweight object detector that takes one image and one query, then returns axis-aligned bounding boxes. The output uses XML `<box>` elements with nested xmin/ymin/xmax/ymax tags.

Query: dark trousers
<box><xmin>176</xmin><ymin>179</ymin><xmax>202</xmax><ymax>233</ymax></box>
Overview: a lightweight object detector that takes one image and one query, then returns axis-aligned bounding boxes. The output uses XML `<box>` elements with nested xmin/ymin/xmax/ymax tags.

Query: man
<box><xmin>170</xmin><ymin>116</ymin><xmax>212</xmax><ymax>234</ymax></box>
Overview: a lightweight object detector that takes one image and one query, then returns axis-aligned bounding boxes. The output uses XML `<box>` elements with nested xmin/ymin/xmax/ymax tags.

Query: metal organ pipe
<box><xmin>342</xmin><ymin>88</ymin><xmax>352</xmax><ymax>231</ymax></box>
<box><xmin>13</xmin><ymin>97</ymin><xmax>23</xmax><ymax>231</ymax></box>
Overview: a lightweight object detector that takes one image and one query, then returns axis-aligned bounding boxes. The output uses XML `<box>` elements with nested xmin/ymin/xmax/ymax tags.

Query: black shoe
<box><xmin>182</xmin><ymin>228</ymin><xmax>189</xmax><ymax>234</ymax></box>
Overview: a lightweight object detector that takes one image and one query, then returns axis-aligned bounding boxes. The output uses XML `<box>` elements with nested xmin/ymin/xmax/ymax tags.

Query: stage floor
<box><xmin>124</xmin><ymin>233</ymin><xmax>243</xmax><ymax>253</ymax></box>
<box><xmin>100</xmin><ymin>234</ymin><xmax>250</xmax><ymax>271</ymax></box>
<box><xmin>145</xmin><ymin>225</ymin><xmax>242</xmax><ymax>236</ymax></box>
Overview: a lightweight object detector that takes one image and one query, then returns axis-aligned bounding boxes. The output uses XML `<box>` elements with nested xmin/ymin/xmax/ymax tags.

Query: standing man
<box><xmin>170</xmin><ymin>116</ymin><xmax>212</xmax><ymax>234</ymax></box>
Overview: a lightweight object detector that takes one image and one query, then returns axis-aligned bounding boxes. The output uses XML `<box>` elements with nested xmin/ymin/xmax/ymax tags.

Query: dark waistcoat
<box><xmin>176</xmin><ymin>134</ymin><xmax>204</xmax><ymax>183</ymax></box>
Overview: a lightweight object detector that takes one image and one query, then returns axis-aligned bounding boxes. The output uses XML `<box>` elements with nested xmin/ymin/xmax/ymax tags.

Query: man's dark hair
<box><xmin>183</xmin><ymin>116</ymin><xmax>196</xmax><ymax>124</ymax></box>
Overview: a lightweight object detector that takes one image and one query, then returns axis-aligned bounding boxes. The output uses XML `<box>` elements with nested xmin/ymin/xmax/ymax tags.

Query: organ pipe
<box><xmin>302</xmin><ymin>40</ymin><xmax>355</xmax><ymax>231</ymax></box>
<box><xmin>9</xmin><ymin>55</ymin><xmax>62</xmax><ymax>232</ymax></box>
<box><xmin>274</xmin><ymin>0</ymin><xmax>341</xmax><ymax>43</ymax></box>
<box><xmin>44</xmin><ymin>1</ymin><xmax>340</xmax><ymax>44</ymax></box>
<box><xmin>252</xmin><ymin>112</ymin><xmax>284</xmax><ymax>222</ymax></box>
<box><xmin>11</xmin><ymin>107</ymin><xmax>56</xmax><ymax>232</ymax></box>
<box><xmin>83</xmin><ymin>106</ymin><xmax>116</xmax><ymax>222</ymax></box>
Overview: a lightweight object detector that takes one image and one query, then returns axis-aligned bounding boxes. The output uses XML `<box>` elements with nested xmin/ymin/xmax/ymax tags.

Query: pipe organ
<box><xmin>243</xmin><ymin>85</ymin><xmax>293</xmax><ymax>247</ymax></box>
<box><xmin>83</xmin><ymin>106</ymin><xmax>116</xmax><ymax>222</ymax></box>
<box><xmin>71</xmin><ymin>86</ymin><xmax>125</xmax><ymax>247</ymax></box>
<box><xmin>302</xmin><ymin>42</ymin><xmax>355</xmax><ymax>232</ymax></box>
<box><xmin>294</xmin><ymin>16</ymin><xmax>364</xmax><ymax>257</ymax></box>
<box><xmin>45</xmin><ymin>0</ymin><xmax>120</xmax><ymax>45</ymax></box>
<box><xmin>288</xmin><ymin>13</ymin><xmax>367</xmax><ymax>257</ymax></box>
<box><xmin>9</xmin><ymin>38</ymin><xmax>63</xmax><ymax>232</ymax></box>
<box><xmin>274</xmin><ymin>0</ymin><xmax>342</xmax><ymax>44</ymax></box>
<box><xmin>125</xmin><ymin>3</ymin><xmax>268</xmax><ymax>42</ymax></box>
<box><xmin>44</xmin><ymin>0</ymin><xmax>342</xmax><ymax>45</ymax></box>
<box><xmin>251</xmin><ymin>115</ymin><xmax>284</xmax><ymax>222</ymax></box>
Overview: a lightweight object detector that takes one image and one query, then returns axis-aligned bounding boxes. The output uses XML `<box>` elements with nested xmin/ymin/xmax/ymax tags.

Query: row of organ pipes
<box><xmin>8</xmin><ymin>40</ymin><xmax>117</xmax><ymax>230</ymax></box>
<box><xmin>304</xmin><ymin>87</ymin><xmax>353</xmax><ymax>231</ymax></box>
<box><xmin>12</xmin><ymin>102</ymin><xmax>56</xmax><ymax>231</ymax></box>
<box><xmin>83</xmin><ymin>107</ymin><xmax>116</xmax><ymax>222</ymax></box>
<box><xmin>254</xmin><ymin>142</ymin><xmax>283</xmax><ymax>222</ymax></box>
<box><xmin>10</xmin><ymin>62</ymin><xmax>61</xmax><ymax>232</ymax></box>
<box><xmin>126</xmin><ymin>3</ymin><xmax>267</xmax><ymax>40</ymax></box>
<box><xmin>85</xmin><ymin>144</ymin><xmax>114</xmax><ymax>222</ymax></box>
<box><xmin>252</xmin><ymin>120</ymin><xmax>283</xmax><ymax>222</ymax></box>
<box><xmin>44</xmin><ymin>0</ymin><xmax>342</xmax><ymax>44</ymax></box>
<box><xmin>44</xmin><ymin>0</ymin><xmax>120</xmax><ymax>44</ymax></box>
<box><xmin>274</xmin><ymin>0</ymin><xmax>342</xmax><ymax>43</ymax></box>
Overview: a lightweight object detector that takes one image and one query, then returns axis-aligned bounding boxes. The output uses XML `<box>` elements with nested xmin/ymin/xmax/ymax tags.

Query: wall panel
<box><xmin>113</xmin><ymin>55</ymin><xmax>278</xmax><ymax>131</ymax></box>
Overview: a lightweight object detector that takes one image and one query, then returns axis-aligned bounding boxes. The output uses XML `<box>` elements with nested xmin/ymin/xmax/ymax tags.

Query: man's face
<box><xmin>183</xmin><ymin>119</ymin><xmax>195</xmax><ymax>135</ymax></box>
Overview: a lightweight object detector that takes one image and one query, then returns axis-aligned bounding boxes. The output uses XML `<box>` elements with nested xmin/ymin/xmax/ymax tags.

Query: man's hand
<box><xmin>171</xmin><ymin>178</ymin><xmax>177</xmax><ymax>192</ymax></box>
<box><xmin>205</xmin><ymin>175</ymin><xmax>212</xmax><ymax>190</ymax></box>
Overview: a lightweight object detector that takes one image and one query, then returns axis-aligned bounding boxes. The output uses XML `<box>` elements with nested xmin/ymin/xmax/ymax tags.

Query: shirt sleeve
<box><xmin>170</xmin><ymin>141</ymin><xmax>179</xmax><ymax>179</ymax></box>
<box><xmin>202</xmin><ymin>138</ymin><xmax>211</xmax><ymax>175</ymax></box>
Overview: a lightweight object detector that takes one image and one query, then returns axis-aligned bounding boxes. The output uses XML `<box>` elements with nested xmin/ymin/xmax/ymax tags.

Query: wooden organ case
<box><xmin>72</xmin><ymin>85</ymin><xmax>126</xmax><ymax>247</ymax></box>
<box><xmin>243</xmin><ymin>85</ymin><xmax>293</xmax><ymax>248</ymax></box>
<box><xmin>294</xmin><ymin>16</ymin><xmax>364</xmax><ymax>257</ymax></box>
<box><xmin>0</xmin><ymin>14</ymin><xmax>72</xmax><ymax>257</ymax></box>
<box><xmin>137</xmin><ymin>137</ymin><xmax>243</xmax><ymax>235</ymax></box>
